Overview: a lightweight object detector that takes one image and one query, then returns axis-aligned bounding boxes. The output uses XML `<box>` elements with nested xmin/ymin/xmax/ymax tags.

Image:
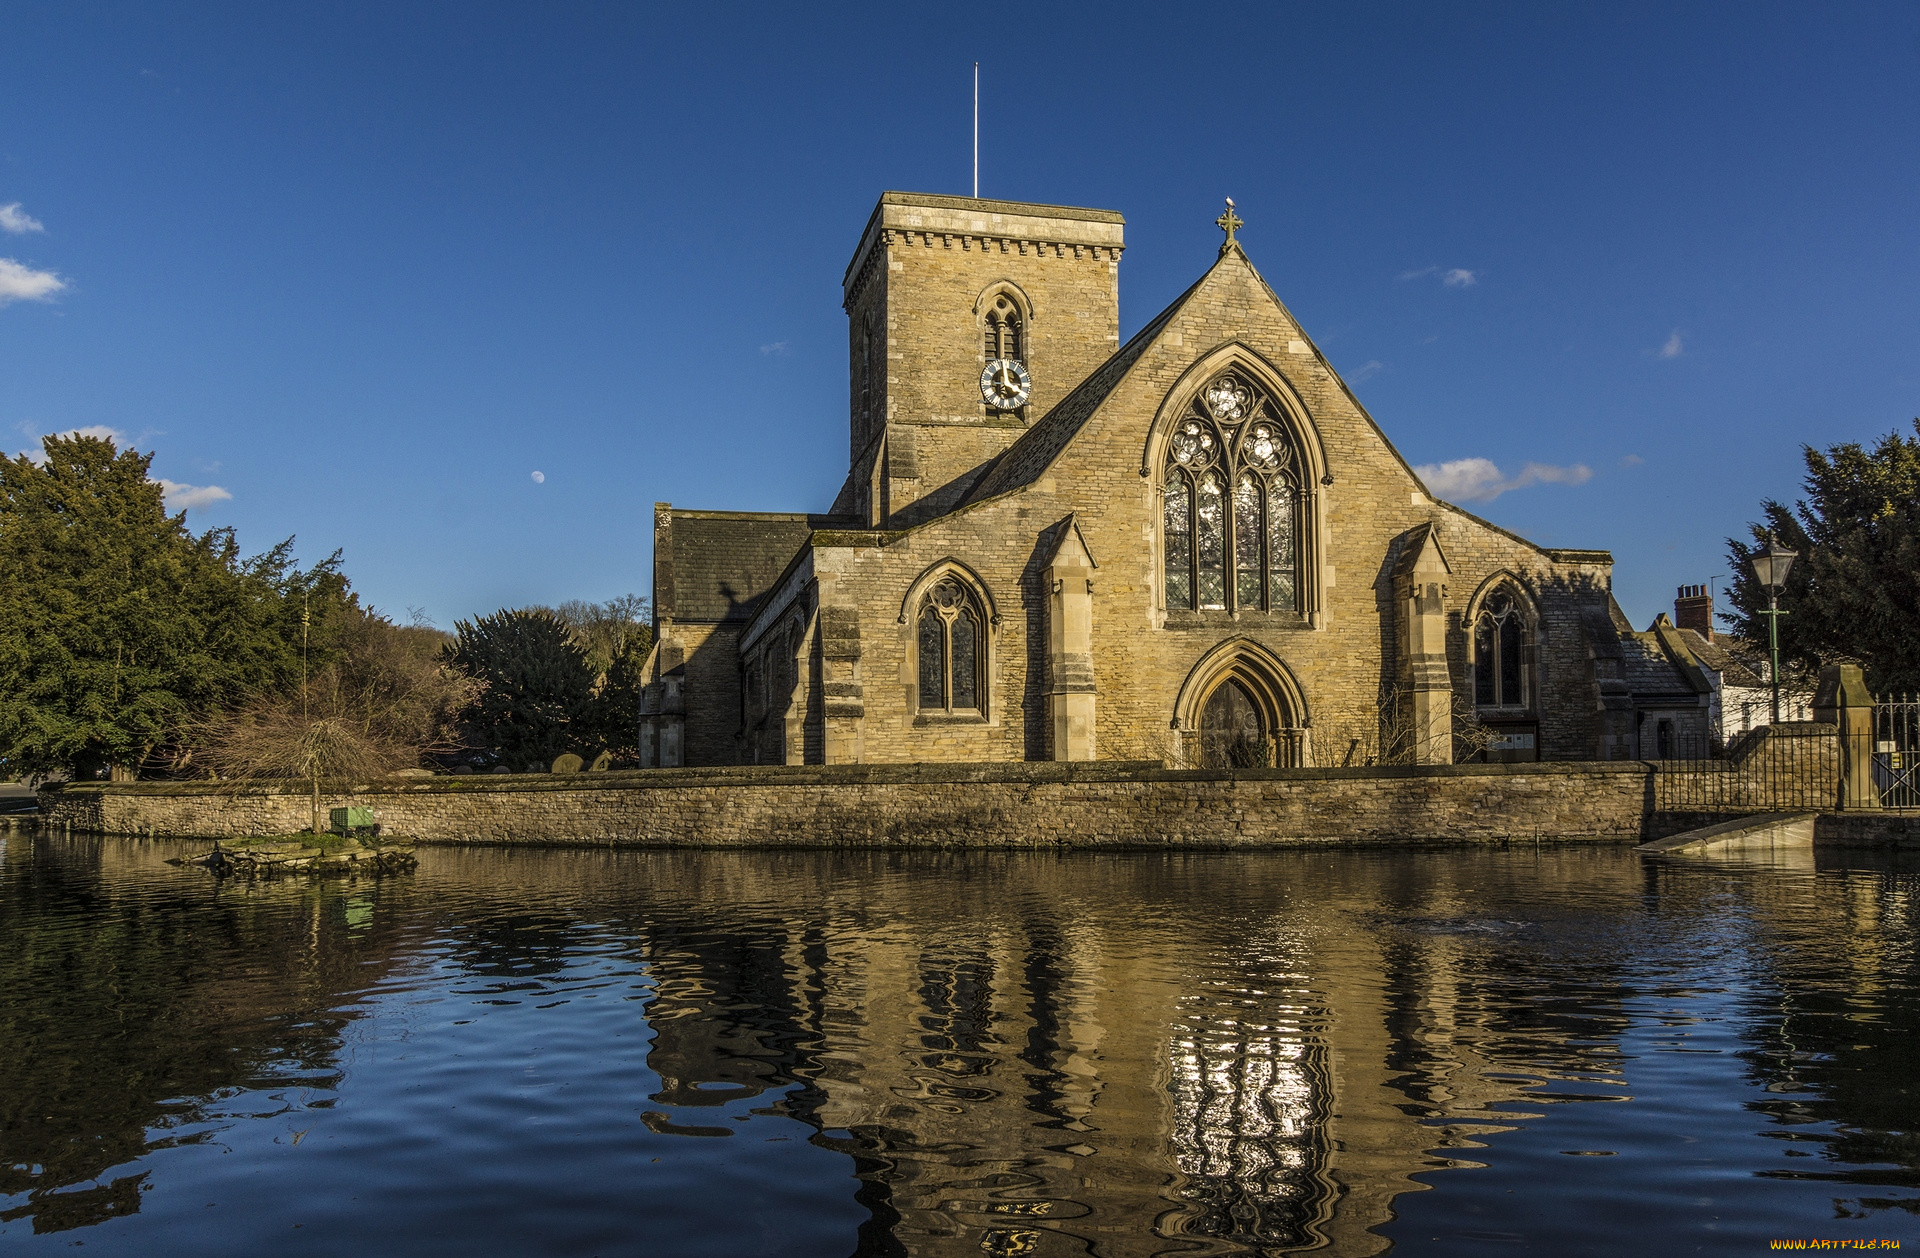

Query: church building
<box><xmin>639</xmin><ymin>192</ymin><xmax>1707</xmax><ymax>768</ymax></box>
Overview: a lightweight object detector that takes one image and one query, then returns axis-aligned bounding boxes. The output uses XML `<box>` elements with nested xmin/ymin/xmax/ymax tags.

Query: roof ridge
<box><xmin>956</xmin><ymin>263</ymin><xmax>1219</xmax><ymax>508</ymax></box>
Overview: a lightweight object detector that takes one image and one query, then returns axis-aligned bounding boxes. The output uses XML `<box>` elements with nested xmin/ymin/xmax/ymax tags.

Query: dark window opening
<box><xmin>1200</xmin><ymin>680</ymin><xmax>1267</xmax><ymax>768</ymax></box>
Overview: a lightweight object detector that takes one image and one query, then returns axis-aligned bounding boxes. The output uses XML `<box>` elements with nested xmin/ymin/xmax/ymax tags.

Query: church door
<box><xmin>1200</xmin><ymin>680</ymin><xmax>1268</xmax><ymax>768</ymax></box>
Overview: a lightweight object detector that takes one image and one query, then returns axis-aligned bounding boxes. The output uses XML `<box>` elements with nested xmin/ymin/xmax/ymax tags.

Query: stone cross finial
<box><xmin>1216</xmin><ymin>198</ymin><xmax>1243</xmax><ymax>250</ymax></box>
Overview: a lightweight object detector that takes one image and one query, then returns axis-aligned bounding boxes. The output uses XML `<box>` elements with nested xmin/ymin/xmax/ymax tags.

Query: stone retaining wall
<box><xmin>38</xmin><ymin>760</ymin><xmax>1666</xmax><ymax>848</ymax></box>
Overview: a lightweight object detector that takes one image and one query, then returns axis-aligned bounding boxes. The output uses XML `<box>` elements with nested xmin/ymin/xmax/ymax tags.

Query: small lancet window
<box><xmin>983</xmin><ymin>295</ymin><xmax>1024</xmax><ymax>363</ymax></box>
<box><xmin>1473</xmin><ymin>588</ymin><xmax>1529</xmax><ymax>709</ymax></box>
<box><xmin>916</xmin><ymin>577</ymin><xmax>985</xmax><ymax>713</ymax></box>
<box><xmin>1163</xmin><ymin>372</ymin><xmax>1301</xmax><ymax>614</ymax></box>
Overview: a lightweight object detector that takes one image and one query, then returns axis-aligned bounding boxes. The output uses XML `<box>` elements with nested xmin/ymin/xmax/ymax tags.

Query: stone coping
<box><xmin>40</xmin><ymin>757</ymin><xmax>1669</xmax><ymax>801</ymax></box>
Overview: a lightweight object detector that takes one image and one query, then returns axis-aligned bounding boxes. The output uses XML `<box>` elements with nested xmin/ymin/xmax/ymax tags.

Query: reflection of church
<box><xmin>641</xmin><ymin>192</ymin><xmax>1707</xmax><ymax>768</ymax></box>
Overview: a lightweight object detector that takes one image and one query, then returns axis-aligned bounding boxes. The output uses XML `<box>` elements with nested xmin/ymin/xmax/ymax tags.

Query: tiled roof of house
<box><xmin>1674</xmin><ymin>627</ymin><xmax>1767</xmax><ymax>688</ymax></box>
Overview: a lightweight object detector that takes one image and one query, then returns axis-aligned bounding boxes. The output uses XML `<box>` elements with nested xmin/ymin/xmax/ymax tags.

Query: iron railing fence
<box><xmin>1171</xmin><ymin>729</ymin><xmax>1308</xmax><ymax>770</ymax></box>
<box><xmin>1875</xmin><ymin>694</ymin><xmax>1920</xmax><ymax>811</ymax></box>
<box><xmin>1654</xmin><ymin>724</ymin><xmax>1840</xmax><ymax>815</ymax></box>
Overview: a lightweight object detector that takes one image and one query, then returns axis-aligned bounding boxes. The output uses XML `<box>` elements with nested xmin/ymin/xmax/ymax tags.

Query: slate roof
<box><xmin>1619</xmin><ymin>632</ymin><xmax>1704</xmax><ymax>697</ymax></box>
<box><xmin>665</xmin><ymin>511</ymin><xmax>856</xmax><ymax>624</ymax></box>
<box><xmin>1674</xmin><ymin>627</ymin><xmax>1767</xmax><ymax>688</ymax></box>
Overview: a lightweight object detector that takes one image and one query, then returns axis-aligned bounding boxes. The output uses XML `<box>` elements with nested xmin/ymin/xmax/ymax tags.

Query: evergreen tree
<box><xmin>1724</xmin><ymin>419</ymin><xmax>1920</xmax><ymax>693</ymax></box>
<box><xmin>583</xmin><ymin>630</ymin><xmax>650</xmax><ymax>763</ymax></box>
<box><xmin>443</xmin><ymin>608</ymin><xmax>596</xmax><ymax>770</ymax></box>
<box><xmin>0</xmin><ymin>434</ymin><xmax>345</xmax><ymax>779</ymax></box>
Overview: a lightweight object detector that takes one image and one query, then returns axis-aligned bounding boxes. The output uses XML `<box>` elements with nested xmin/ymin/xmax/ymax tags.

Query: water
<box><xmin>2</xmin><ymin>835</ymin><xmax>1916</xmax><ymax>1255</ymax></box>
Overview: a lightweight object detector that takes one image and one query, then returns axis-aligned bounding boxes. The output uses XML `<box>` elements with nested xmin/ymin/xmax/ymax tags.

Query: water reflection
<box><xmin>1</xmin><ymin>836</ymin><xmax>1917</xmax><ymax>1254</ymax></box>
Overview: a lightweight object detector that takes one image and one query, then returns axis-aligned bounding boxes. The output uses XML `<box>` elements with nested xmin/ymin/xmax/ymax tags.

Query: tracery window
<box><xmin>1472</xmin><ymin>587</ymin><xmax>1529</xmax><ymax>709</ymax></box>
<box><xmin>983</xmin><ymin>294</ymin><xmax>1024</xmax><ymax>363</ymax></box>
<box><xmin>1163</xmin><ymin>372</ymin><xmax>1300</xmax><ymax>613</ymax></box>
<box><xmin>916</xmin><ymin>577</ymin><xmax>984</xmax><ymax>713</ymax></box>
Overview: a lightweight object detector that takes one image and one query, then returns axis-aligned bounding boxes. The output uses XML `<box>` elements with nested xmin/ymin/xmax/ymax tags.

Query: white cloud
<box><xmin>17</xmin><ymin>425</ymin><xmax>129</xmax><ymax>464</ymax></box>
<box><xmin>1399</xmin><ymin>265</ymin><xmax>1478</xmax><ymax>287</ymax></box>
<box><xmin>66</xmin><ymin>424</ymin><xmax>126</xmax><ymax>443</ymax></box>
<box><xmin>0</xmin><ymin>257</ymin><xmax>66</xmax><ymax>306</ymax></box>
<box><xmin>1415</xmin><ymin>456</ymin><xmax>1593</xmax><ymax>503</ymax></box>
<box><xmin>1658</xmin><ymin>330</ymin><xmax>1684</xmax><ymax>359</ymax></box>
<box><xmin>1348</xmin><ymin>359</ymin><xmax>1385</xmax><ymax>382</ymax></box>
<box><xmin>156</xmin><ymin>479</ymin><xmax>232</xmax><ymax>511</ymax></box>
<box><xmin>759</xmin><ymin>341</ymin><xmax>790</xmax><ymax>356</ymax></box>
<box><xmin>530</xmin><ymin>470</ymin><xmax>546</xmax><ymax>484</ymax></box>
<box><xmin>1619</xmin><ymin>453</ymin><xmax>1645</xmax><ymax>468</ymax></box>
<box><xmin>0</xmin><ymin>203</ymin><xmax>45</xmax><ymax>234</ymax></box>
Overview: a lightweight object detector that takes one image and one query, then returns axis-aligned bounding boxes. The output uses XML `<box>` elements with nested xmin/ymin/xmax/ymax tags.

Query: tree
<box><xmin>443</xmin><ymin>608</ymin><xmax>597</xmax><ymax>770</ymax></box>
<box><xmin>0</xmin><ymin>434</ymin><xmax>348</xmax><ymax>780</ymax></box>
<box><xmin>197</xmin><ymin>608</ymin><xmax>480</xmax><ymax>830</ymax></box>
<box><xmin>1724</xmin><ymin>419</ymin><xmax>1920</xmax><ymax>693</ymax></box>
<box><xmin>545</xmin><ymin>595</ymin><xmax>652</xmax><ymax>762</ymax></box>
<box><xmin>550</xmin><ymin>594</ymin><xmax>652</xmax><ymax>677</ymax></box>
<box><xmin>582</xmin><ymin>631</ymin><xmax>649</xmax><ymax>763</ymax></box>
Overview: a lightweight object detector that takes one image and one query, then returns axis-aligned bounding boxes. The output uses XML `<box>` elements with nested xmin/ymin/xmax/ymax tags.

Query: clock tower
<box><xmin>839</xmin><ymin>192</ymin><xmax>1124</xmax><ymax>526</ymax></box>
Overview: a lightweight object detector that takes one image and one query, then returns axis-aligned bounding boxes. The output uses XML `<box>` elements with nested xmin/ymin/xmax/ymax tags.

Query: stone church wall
<box><xmin>661</xmin><ymin>194</ymin><xmax>1634</xmax><ymax>769</ymax></box>
<box><xmin>43</xmin><ymin>761</ymin><xmax>1669</xmax><ymax>846</ymax></box>
<box><xmin>814</xmin><ymin>251</ymin><xmax>1618</xmax><ymax>768</ymax></box>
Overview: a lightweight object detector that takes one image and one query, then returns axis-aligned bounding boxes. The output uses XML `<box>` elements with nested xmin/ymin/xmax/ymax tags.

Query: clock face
<box><xmin>980</xmin><ymin>358</ymin><xmax>1032</xmax><ymax>410</ymax></box>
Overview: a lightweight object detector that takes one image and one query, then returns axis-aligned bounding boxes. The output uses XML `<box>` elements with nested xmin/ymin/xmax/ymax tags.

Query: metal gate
<box><xmin>1654</xmin><ymin>725</ymin><xmax>1840</xmax><ymax>815</ymax></box>
<box><xmin>1876</xmin><ymin>695</ymin><xmax>1920</xmax><ymax>811</ymax></box>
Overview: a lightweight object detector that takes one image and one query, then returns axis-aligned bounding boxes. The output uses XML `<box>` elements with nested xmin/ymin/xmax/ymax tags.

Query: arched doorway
<box><xmin>1200</xmin><ymin>679</ymin><xmax>1267</xmax><ymax>768</ymax></box>
<box><xmin>1172</xmin><ymin>639</ymin><xmax>1309</xmax><ymax>768</ymax></box>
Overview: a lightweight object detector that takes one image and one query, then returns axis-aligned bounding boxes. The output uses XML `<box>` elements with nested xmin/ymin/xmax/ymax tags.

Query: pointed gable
<box><xmin>1393</xmin><ymin>521</ymin><xmax>1453</xmax><ymax>583</ymax></box>
<box><xmin>960</xmin><ymin>273</ymin><xmax>1203</xmax><ymax>506</ymax></box>
<box><xmin>1040</xmin><ymin>513</ymin><xmax>1099</xmax><ymax>570</ymax></box>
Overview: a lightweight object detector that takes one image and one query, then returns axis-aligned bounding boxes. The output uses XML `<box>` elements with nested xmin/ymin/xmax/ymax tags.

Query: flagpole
<box><xmin>972</xmin><ymin>62</ymin><xmax>979</xmax><ymax>199</ymax></box>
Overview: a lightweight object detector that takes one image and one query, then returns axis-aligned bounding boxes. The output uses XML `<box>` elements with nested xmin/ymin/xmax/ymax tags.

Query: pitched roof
<box><xmin>664</xmin><ymin>510</ymin><xmax>855</xmax><ymax>624</ymax></box>
<box><xmin>958</xmin><ymin>269</ymin><xmax>1209</xmax><ymax>507</ymax></box>
<box><xmin>1392</xmin><ymin>521</ymin><xmax>1452</xmax><ymax>582</ymax></box>
<box><xmin>1674</xmin><ymin>627</ymin><xmax>1767</xmax><ymax>688</ymax></box>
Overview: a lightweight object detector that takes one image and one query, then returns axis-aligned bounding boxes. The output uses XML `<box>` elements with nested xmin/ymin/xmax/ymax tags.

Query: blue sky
<box><xmin>2</xmin><ymin>2</ymin><xmax>1915</xmax><ymax>629</ymax></box>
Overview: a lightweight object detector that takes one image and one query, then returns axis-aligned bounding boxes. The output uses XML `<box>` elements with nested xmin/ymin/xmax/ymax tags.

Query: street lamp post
<box><xmin>1748</xmin><ymin>531</ymin><xmax>1799</xmax><ymax>725</ymax></box>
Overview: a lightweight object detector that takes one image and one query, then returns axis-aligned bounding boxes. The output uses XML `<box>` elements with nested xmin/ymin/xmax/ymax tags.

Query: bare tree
<box><xmin>196</xmin><ymin>609</ymin><xmax>479</xmax><ymax>832</ymax></box>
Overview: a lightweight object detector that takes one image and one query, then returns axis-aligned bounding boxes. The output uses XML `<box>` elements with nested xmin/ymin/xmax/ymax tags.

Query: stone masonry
<box><xmin>640</xmin><ymin>191</ymin><xmax>1712</xmax><ymax>771</ymax></box>
<box><xmin>45</xmin><ymin>762</ymin><xmax>1673</xmax><ymax>847</ymax></box>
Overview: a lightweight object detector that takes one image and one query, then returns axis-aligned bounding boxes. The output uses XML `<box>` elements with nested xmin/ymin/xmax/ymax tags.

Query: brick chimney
<box><xmin>1674</xmin><ymin>584</ymin><xmax>1713</xmax><ymax>640</ymax></box>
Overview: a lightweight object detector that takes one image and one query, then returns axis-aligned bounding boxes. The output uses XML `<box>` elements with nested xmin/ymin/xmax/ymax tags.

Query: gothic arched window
<box><xmin>916</xmin><ymin>577</ymin><xmax>984</xmax><ymax>713</ymax></box>
<box><xmin>1472</xmin><ymin>587</ymin><xmax>1530</xmax><ymax>710</ymax></box>
<box><xmin>983</xmin><ymin>294</ymin><xmax>1024</xmax><ymax>364</ymax></box>
<box><xmin>1163</xmin><ymin>372</ymin><xmax>1300</xmax><ymax>614</ymax></box>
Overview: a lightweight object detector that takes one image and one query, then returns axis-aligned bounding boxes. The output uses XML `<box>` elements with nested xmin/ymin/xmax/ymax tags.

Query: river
<box><xmin>1</xmin><ymin>833</ymin><xmax>1915</xmax><ymax>1254</ymax></box>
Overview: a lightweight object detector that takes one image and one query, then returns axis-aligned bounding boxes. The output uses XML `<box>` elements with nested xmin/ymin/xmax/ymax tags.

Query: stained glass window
<box><xmin>1162</xmin><ymin>372</ymin><xmax>1304</xmax><ymax>614</ymax></box>
<box><xmin>1196</xmin><ymin>471</ymin><xmax>1226</xmax><ymax>610</ymax></box>
<box><xmin>1234</xmin><ymin>474</ymin><xmax>1262</xmax><ymax>610</ymax></box>
<box><xmin>918</xmin><ymin>607</ymin><xmax>946</xmax><ymax>709</ymax></box>
<box><xmin>1268</xmin><ymin>477</ymin><xmax>1296</xmax><ymax>612</ymax></box>
<box><xmin>917</xmin><ymin>576</ymin><xmax>985</xmax><ymax>714</ymax></box>
<box><xmin>1164</xmin><ymin>473</ymin><xmax>1192</xmax><ymax>610</ymax></box>
<box><xmin>1474</xmin><ymin>588</ymin><xmax>1529</xmax><ymax>709</ymax></box>
<box><xmin>951</xmin><ymin>609</ymin><xmax>978</xmax><ymax>710</ymax></box>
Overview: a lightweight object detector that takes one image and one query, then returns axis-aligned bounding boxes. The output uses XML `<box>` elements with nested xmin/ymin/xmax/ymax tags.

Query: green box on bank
<box><xmin>329</xmin><ymin>806</ymin><xmax>376</xmax><ymax>833</ymax></box>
